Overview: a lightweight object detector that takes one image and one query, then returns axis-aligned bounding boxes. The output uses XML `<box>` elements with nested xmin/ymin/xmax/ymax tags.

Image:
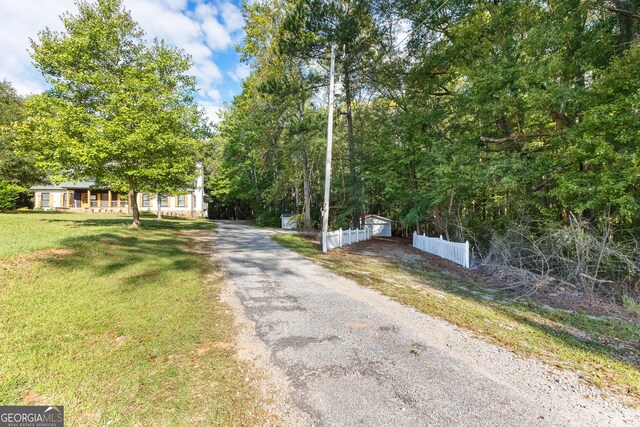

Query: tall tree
<box><xmin>18</xmin><ymin>0</ymin><xmax>206</xmax><ymax>226</ymax></box>
<box><xmin>0</xmin><ymin>80</ymin><xmax>44</xmax><ymax>187</ymax></box>
<box><xmin>212</xmin><ymin>0</ymin><xmax>640</xmax><ymax>247</ymax></box>
<box><xmin>280</xmin><ymin>0</ymin><xmax>383</xmax><ymax>226</ymax></box>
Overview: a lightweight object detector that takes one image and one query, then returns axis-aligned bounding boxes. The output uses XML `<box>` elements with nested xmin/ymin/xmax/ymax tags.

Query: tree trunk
<box><xmin>617</xmin><ymin>1</ymin><xmax>639</xmax><ymax>48</ymax></box>
<box><xmin>130</xmin><ymin>190</ymin><xmax>140</xmax><ymax>227</ymax></box>
<box><xmin>299</xmin><ymin>103</ymin><xmax>312</xmax><ymax>230</ymax></box>
<box><xmin>302</xmin><ymin>162</ymin><xmax>311</xmax><ymax>230</ymax></box>
<box><xmin>344</xmin><ymin>59</ymin><xmax>359</xmax><ymax>228</ymax></box>
<box><xmin>156</xmin><ymin>194</ymin><xmax>162</xmax><ymax>219</ymax></box>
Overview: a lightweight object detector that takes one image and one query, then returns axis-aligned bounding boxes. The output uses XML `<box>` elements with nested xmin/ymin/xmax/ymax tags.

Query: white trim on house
<box><xmin>31</xmin><ymin>164</ymin><xmax>208</xmax><ymax>218</ymax></box>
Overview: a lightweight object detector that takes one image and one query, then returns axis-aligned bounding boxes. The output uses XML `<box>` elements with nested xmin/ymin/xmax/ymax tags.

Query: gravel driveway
<box><xmin>212</xmin><ymin>221</ymin><xmax>640</xmax><ymax>426</ymax></box>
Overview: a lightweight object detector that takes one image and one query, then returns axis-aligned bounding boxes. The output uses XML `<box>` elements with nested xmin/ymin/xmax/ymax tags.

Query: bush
<box><xmin>254</xmin><ymin>211</ymin><xmax>280</xmax><ymax>227</ymax></box>
<box><xmin>481</xmin><ymin>214</ymin><xmax>640</xmax><ymax>298</ymax></box>
<box><xmin>0</xmin><ymin>182</ymin><xmax>31</xmax><ymax>212</ymax></box>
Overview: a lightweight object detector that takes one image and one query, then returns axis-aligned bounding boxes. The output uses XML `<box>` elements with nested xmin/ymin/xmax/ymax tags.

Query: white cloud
<box><xmin>192</xmin><ymin>1</ymin><xmax>245</xmax><ymax>51</ymax></box>
<box><xmin>154</xmin><ymin>0</ymin><xmax>188</xmax><ymax>10</ymax></box>
<box><xmin>191</xmin><ymin>61</ymin><xmax>223</xmax><ymax>88</ymax></box>
<box><xmin>193</xmin><ymin>2</ymin><xmax>218</xmax><ymax>22</ymax></box>
<box><xmin>0</xmin><ymin>0</ymin><xmax>245</xmax><ymax>120</ymax></box>
<box><xmin>128</xmin><ymin>0</ymin><xmax>201</xmax><ymax>46</ymax></box>
<box><xmin>0</xmin><ymin>0</ymin><xmax>76</xmax><ymax>95</ymax></box>
<box><xmin>201</xmin><ymin>17</ymin><xmax>233</xmax><ymax>51</ymax></box>
<box><xmin>182</xmin><ymin>42</ymin><xmax>213</xmax><ymax>64</ymax></box>
<box><xmin>206</xmin><ymin>88</ymin><xmax>222</xmax><ymax>105</ymax></box>
<box><xmin>221</xmin><ymin>2</ymin><xmax>244</xmax><ymax>32</ymax></box>
<box><xmin>199</xmin><ymin>101</ymin><xmax>224</xmax><ymax>125</ymax></box>
<box><xmin>228</xmin><ymin>63</ymin><xmax>250</xmax><ymax>83</ymax></box>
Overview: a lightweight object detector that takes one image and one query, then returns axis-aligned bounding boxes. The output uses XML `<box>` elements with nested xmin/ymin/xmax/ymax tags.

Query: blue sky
<box><xmin>0</xmin><ymin>0</ymin><xmax>250</xmax><ymax>124</ymax></box>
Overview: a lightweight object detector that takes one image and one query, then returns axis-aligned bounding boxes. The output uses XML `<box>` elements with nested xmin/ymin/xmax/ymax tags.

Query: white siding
<box><xmin>35</xmin><ymin>190</ymin><xmax>66</xmax><ymax>210</ymax></box>
<box><xmin>364</xmin><ymin>216</ymin><xmax>392</xmax><ymax>237</ymax></box>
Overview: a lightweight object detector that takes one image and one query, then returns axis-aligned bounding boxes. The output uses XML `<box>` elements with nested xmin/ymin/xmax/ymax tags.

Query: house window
<box><xmin>160</xmin><ymin>196</ymin><xmax>169</xmax><ymax>207</ymax></box>
<box><xmin>142</xmin><ymin>193</ymin><xmax>150</xmax><ymax>207</ymax></box>
<box><xmin>41</xmin><ymin>193</ymin><xmax>50</xmax><ymax>208</ymax></box>
<box><xmin>177</xmin><ymin>194</ymin><xmax>186</xmax><ymax>207</ymax></box>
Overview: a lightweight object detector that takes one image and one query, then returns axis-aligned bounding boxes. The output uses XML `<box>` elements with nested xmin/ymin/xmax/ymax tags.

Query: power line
<box><xmin>393</xmin><ymin>0</ymin><xmax>453</xmax><ymax>51</ymax></box>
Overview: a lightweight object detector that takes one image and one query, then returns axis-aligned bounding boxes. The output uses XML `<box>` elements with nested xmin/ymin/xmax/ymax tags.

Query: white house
<box><xmin>31</xmin><ymin>164</ymin><xmax>208</xmax><ymax>218</ymax></box>
<box><xmin>362</xmin><ymin>214</ymin><xmax>393</xmax><ymax>237</ymax></box>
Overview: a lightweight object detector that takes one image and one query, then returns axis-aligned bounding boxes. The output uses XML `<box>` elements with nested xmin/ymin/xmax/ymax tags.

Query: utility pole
<box><xmin>322</xmin><ymin>45</ymin><xmax>336</xmax><ymax>252</ymax></box>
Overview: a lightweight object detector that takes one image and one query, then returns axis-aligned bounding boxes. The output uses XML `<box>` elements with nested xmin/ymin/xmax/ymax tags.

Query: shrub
<box><xmin>0</xmin><ymin>182</ymin><xmax>31</xmax><ymax>212</ymax></box>
<box><xmin>481</xmin><ymin>214</ymin><xmax>640</xmax><ymax>298</ymax></box>
<box><xmin>254</xmin><ymin>210</ymin><xmax>280</xmax><ymax>227</ymax></box>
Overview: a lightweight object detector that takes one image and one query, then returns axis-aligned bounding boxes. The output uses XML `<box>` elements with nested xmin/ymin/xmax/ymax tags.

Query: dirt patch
<box><xmin>22</xmin><ymin>390</ymin><xmax>45</xmax><ymax>404</ymax></box>
<box><xmin>0</xmin><ymin>248</ymin><xmax>73</xmax><ymax>272</ymax></box>
<box><xmin>306</xmin><ymin>235</ymin><xmax>638</xmax><ymax>325</ymax></box>
<box><xmin>49</xmin><ymin>248</ymin><xmax>73</xmax><ymax>257</ymax></box>
<box><xmin>346</xmin><ymin>321</ymin><xmax>369</xmax><ymax>329</ymax></box>
<box><xmin>180</xmin><ymin>231</ymin><xmax>212</xmax><ymax>255</ymax></box>
<box><xmin>195</xmin><ymin>341</ymin><xmax>233</xmax><ymax>356</ymax></box>
<box><xmin>534</xmin><ymin>289</ymin><xmax>637</xmax><ymax>323</ymax></box>
<box><xmin>349</xmin><ymin>237</ymin><xmax>475</xmax><ymax>280</ymax></box>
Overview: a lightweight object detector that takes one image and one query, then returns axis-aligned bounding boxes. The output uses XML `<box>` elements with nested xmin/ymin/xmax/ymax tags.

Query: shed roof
<box><xmin>361</xmin><ymin>214</ymin><xmax>392</xmax><ymax>222</ymax></box>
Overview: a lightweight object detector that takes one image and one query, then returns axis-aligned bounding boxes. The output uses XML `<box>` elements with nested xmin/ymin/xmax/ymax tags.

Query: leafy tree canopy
<box><xmin>17</xmin><ymin>0</ymin><xmax>208</xmax><ymax>226</ymax></box>
<box><xmin>0</xmin><ymin>80</ymin><xmax>45</xmax><ymax>187</ymax></box>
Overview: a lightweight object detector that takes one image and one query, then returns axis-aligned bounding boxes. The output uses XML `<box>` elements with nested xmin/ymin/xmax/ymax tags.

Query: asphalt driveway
<box><xmin>212</xmin><ymin>221</ymin><xmax>639</xmax><ymax>426</ymax></box>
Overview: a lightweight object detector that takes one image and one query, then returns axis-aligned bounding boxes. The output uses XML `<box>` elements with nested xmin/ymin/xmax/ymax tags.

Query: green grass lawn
<box><xmin>0</xmin><ymin>212</ymin><xmax>260</xmax><ymax>425</ymax></box>
<box><xmin>272</xmin><ymin>233</ymin><xmax>640</xmax><ymax>407</ymax></box>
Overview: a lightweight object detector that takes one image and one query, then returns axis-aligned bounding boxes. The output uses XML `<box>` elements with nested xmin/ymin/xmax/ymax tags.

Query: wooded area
<box><xmin>210</xmin><ymin>0</ymin><xmax>640</xmax><ymax>297</ymax></box>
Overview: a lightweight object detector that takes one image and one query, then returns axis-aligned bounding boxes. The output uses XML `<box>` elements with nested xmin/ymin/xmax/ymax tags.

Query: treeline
<box><xmin>0</xmin><ymin>80</ymin><xmax>43</xmax><ymax>211</ymax></box>
<box><xmin>210</xmin><ymin>0</ymin><xmax>640</xmax><ymax>295</ymax></box>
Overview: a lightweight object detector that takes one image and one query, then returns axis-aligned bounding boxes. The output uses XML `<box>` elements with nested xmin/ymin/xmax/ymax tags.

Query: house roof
<box><xmin>31</xmin><ymin>180</ymin><xmax>199</xmax><ymax>192</ymax></box>
<box><xmin>30</xmin><ymin>181</ymin><xmax>97</xmax><ymax>190</ymax></box>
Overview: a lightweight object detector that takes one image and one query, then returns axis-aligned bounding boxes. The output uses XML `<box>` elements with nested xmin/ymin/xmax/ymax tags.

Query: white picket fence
<box><xmin>413</xmin><ymin>232</ymin><xmax>470</xmax><ymax>268</ymax></box>
<box><xmin>323</xmin><ymin>227</ymin><xmax>371</xmax><ymax>252</ymax></box>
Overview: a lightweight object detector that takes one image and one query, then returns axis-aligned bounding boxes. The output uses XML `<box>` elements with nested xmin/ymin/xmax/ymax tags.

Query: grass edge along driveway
<box><xmin>271</xmin><ymin>233</ymin><xmax>640</xmax><ymax>408</ymax></box>
<box><xmin>0</xmin><ymin>212</ymin><xmax>262</xmax><ymax>426</ymax></box>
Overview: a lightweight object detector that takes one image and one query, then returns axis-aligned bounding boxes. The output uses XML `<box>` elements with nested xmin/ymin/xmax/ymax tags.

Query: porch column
<box><xmin>87</xmin><ymin>189</ymin><xmax>91</xmax><ymax>209</ymax></box>
<box><xmin>108</xmin><ymin>190</ymin><xmax>112</xmax><ymax>209</ymax></box>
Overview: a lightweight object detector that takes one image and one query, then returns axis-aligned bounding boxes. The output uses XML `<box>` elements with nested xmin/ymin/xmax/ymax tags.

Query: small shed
<box><xmin>363</xmin><ymin>214</ymin><xmax>392</xmax><ymax>237</ymax></box>
<box><xmin>280</xmin><ymin>213</ymin><xmax>297</xmax><ymax>230</ymax></box>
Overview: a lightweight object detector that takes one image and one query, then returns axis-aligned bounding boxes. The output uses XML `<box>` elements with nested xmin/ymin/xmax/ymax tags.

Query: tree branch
<box><xmin>480</xmin><ymin>131</ymin><xmax>552</xmax><ymax>144</ymax></box>
<box><xmin>606</xmin><ymin>6</ymin><xmax>640</xmax><ymax>20</ymax></box>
